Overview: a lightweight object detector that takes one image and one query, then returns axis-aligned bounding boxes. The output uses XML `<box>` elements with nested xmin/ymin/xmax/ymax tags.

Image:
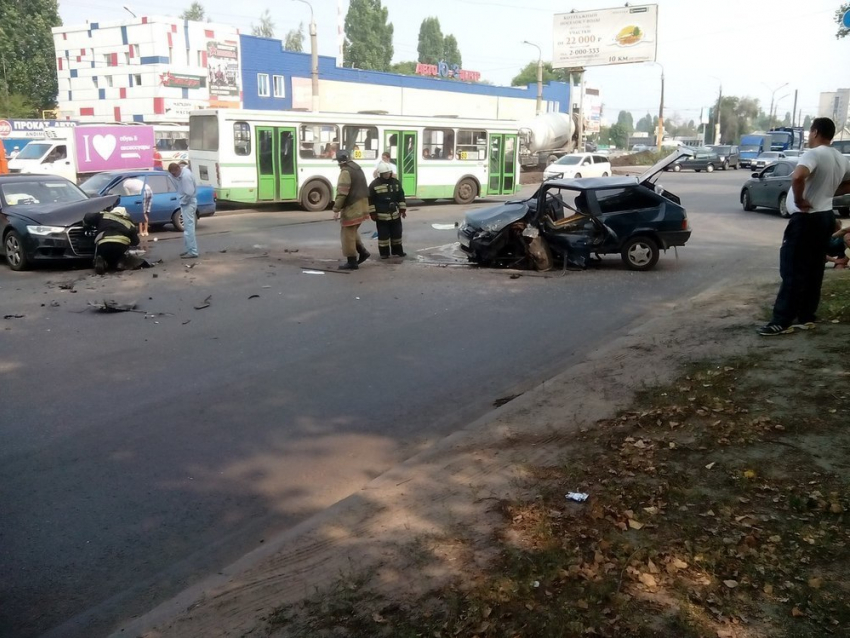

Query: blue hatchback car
<box><xmin>79</xmin><ymin>169</ymin><xmax>216</xmax><ymax>231</ymax></box>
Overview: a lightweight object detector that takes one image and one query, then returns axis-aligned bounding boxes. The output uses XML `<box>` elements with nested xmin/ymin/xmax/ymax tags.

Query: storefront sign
<box><xmin>0</xmin><ymin>118</ymin><xmax>78</xmax><ymax>139</ymax></box>
<box><xmin>159</xmin><ymin>72</ymin><xmax>203</xmax><ymax>89</ymax></box>
<box><xmin>416</xmin><ymin>62</ymin><xmax>480</xmax><ymax>83</ymax></box>
<box><xmin>553</xmin><ymin>4</ymin><xmax>658</xmax><ymax>69</ymax></box>
<box><xmin>164</xmin><ymin>100</ymin><xmax>207</xmax><ymax>118</ymax></box>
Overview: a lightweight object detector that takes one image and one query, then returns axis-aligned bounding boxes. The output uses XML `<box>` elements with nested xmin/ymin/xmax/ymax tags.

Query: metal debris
<box><xmin>193</xmin><ymin>295</ymin><xmax>212</xmax><ymax>310</ymax></box>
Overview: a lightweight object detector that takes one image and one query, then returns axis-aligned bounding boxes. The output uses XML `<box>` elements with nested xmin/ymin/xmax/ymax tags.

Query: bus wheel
<box><xmin>301</xmin><ymin>181</ymin><xmax>331</xmax><ymax>212</ymax></box>
<box><xmin>454</xmin><ymin>178</ymin><xmax>478</xmax><ymax>205</ymax></box>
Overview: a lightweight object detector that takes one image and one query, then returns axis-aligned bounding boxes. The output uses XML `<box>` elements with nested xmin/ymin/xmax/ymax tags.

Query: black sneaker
<box><xmin>757</xmin><ymin>323</ymin><xmax>794</xmax><ymax>336</ymax></box>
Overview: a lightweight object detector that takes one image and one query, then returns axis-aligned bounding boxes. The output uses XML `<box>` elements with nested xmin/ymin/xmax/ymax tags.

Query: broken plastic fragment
<box><xmin>566</xmin><ymin>492</ymin><xmax>589</xmax><ymax>502</ymax></box>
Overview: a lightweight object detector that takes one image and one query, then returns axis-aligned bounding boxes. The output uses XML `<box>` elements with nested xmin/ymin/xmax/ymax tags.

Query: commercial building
<box><xmin>52</xmin><ymin>16</ymin><xmax>242</xmax><ymax>122</ymax></box>
<box><xmin>818</xmin><ymin>89</ymin><xmax>850</xmax><ymax>139</ymax></box>
<box><xmin>52</xmin><ymin>16</ymin><xmax>569</xmax><ymax>124</ymax></box>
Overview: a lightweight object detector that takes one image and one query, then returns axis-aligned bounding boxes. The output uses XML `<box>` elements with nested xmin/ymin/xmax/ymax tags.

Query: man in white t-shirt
<box><xmin>760</xmin><ymin>117</ymin><xmax>850</xmax><ymax>336</ymax></box>
<box><xmin>373</xmin><ymin>152</ymin><xmax>397</xmax><ymax>179</ymax></box>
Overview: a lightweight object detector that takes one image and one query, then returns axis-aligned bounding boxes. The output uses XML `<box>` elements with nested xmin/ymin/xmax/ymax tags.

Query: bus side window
<box><xmin>234</xmin><ymin>122</ymin><xmax>251</xmax><ymax>156</ymax></box>
<box><xmin>422</xmin><ymin>128</ymin><xmax>455</xmax><ymax>160</ymax></box>
<box><xmin>300</xmin><ymin>124</ymin><xmax>340</xmax><ymax>159</ymax></box>
<box><xmin>456</xmin><ymin>129</ymin><xmax>486</xmax><ymax>161</ymax></box>
<box><xmin>342</xmin><ymin>126</ymin><xmax>378</xmax><ymax>161</ymax></box>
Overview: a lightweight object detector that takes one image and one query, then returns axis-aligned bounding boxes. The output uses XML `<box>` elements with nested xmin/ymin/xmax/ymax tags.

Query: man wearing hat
<box><xmin>368</xmin><ymin>161</ymin><xmax>408</xmax><ymax>259</ymax></box>
<box><xmin>332</xmin><ymin>149</ymin><xmax>371</xmax><ymax>270</ymax></box>
<box><xmin>83</xmin><ymin>206</ymin><xmax>140</xmax><ymax>275</ymax></box>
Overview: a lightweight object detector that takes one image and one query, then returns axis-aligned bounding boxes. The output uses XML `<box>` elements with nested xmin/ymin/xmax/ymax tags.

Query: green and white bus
<box><xmin>188</xmin><ymin>109</ymin><xmax>521</xmax><ymax>211</ymax></box>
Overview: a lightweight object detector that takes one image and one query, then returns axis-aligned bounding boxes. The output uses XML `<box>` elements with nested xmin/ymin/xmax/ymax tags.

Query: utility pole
<box><xmin>791</xmin><ymin>89</ymin><xmax>798</xmax><ymax>127</ymax></box>
<box><xmin>650</xmin><ymin>62</ymin><xmax>664</xmax><ymax>148</ymax></box>
<box><xmin>293</xmin><ymin>0</ymin><xmax>319</xmax><ymax>112</ymax></box>
<box><xmin>713</xmin><ymin>84</ymin><xmax>722</xmax><ymax>144</ymax></box>
<box><xmin>522</xmin><ymin>41</ymin><xmax>543</xmax><ymax>116</ymax></box>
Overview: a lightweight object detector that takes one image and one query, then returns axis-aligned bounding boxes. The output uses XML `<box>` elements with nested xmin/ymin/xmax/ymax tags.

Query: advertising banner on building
<box><xmin>207</xmin><ymin>39</ymin><xmax>241</xmax><ymax>108</ymax></box>
<box><xmin>74</xmin><ymin>126</ymin><xmax>155</xmax><ymax>172</ymax></box>
<box><xmin>164</xmin><ymin>99</ymin><xmax>208</xmax><ymax>119</ymax></box>
<box><xmin>0</xmin><ymin>119</ymin><xmax>78</xmax><ymax>140</ymax></box>
<box><xmin>553</xmin><ymin>4</ymin><xmax>658</xmax><ymax>69</ymax></box>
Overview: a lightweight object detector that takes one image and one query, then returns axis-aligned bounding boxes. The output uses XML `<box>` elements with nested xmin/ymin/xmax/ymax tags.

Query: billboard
<box><xmin>0</xmin><ymin>119</ymin><xmax>78</xmax><ymax>140</ymax></box>
<box><xmin>553</xmin><ymin>4</ymin><xmax>658</xmax><ymax>69</ymax></box>
<box><xmin>74</xmin><ymin>126</ymin><xmax>155</xmax><ymax>172</ymax></box>
<box><xmin>207</xmin><ymin>39</ymin><xmax>241</xmax><ymax>108</ymax></box>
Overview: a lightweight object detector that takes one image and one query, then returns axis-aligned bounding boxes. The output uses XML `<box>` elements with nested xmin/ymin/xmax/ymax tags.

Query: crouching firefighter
<box><xmin>83</xmin><ymin>206</ymin><xmax>140</xmax><ymax>275</ymax></box>
<box><xmin>332</xmin><ymin>150</ymin><xmax>371</xmax><ymax>270</ymax></box>
<box><xmin>368</xmin><ymin>161</ymin><xmax>408</xmax><ymax>258</ymax></box>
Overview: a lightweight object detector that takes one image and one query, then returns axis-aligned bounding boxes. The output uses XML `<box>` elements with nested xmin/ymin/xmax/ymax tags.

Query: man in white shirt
<box><xmin>760</xmin><ymin>117</ymin><xmax>850</xmax><ymax>335</ymax></box>
<box><xmin>373</xmin><ymin>152</ymin><xmax>397</xmax><ymax>179</ymax></box>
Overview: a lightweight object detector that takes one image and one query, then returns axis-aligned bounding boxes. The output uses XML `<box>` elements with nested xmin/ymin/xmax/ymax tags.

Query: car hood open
<box><xmin>464</xmin><ymin>201</ymin><xmax>530</xmax><ymax>233</ymax></box>
<box><xmin>8</xmin><ymin>195</ymin><xmax>120</xmax><ymax>226</ymax></box>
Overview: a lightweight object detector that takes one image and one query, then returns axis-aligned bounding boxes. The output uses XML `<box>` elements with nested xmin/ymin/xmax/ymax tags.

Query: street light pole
<box><xmin>764</xmin><ymin>82</ymin><xmax>788</xmax><ymax>132</ymax></box>
<box><xmin>645</xmin><ymin>62</ymin><xmax>664</xmax><ymax>148</ymax></box>
<box><xmin>293</xmin><ymin>0</ymin><xmax>319</xmax><ymax>112</ymax></box>
<box><xmin>522</xmin><ymin>41</ymin><xmax>543</xmax><ymax>116</ymax></box>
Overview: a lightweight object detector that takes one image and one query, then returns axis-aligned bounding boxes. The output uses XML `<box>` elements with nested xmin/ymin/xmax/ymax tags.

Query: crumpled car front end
<box><xmin>458</xmin><ymin>201</ymin><xmax>530</xmax><ymax>265</ymax></box>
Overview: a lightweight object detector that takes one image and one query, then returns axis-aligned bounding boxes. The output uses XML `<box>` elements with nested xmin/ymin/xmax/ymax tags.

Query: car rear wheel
<box><xmin>4</xmin><ymin>230</ymin><xmax>29</xmax><ymax>271</ymax></box>
<box><xmin>301</xmin><ymin>180</ymin><xmax>331</xmax><ymax>212</ymax></box>
<box><xmin>621</xmin><ymin>236</ymin><xmax>660</xmax><ymax>271</ymax></box>
<box><xmin>742</xmin><ymin>189</ymin><xmax>756</xmax><ymax>211</ymax></box>
<box><xmin>453</xmin><ymin>178</ymin><xmax>478</xmax><ymax>205</ymax></box>
<box><xmin>672</xmin><ymin>164</ymin><xmax>681</xmax><ymax>172</ymax></box>
<box><xmin>706</xmin><ymin>164</ymin><xmax>715</xmax><ymax>173</ymax></box>
<box><xmin>171</xmin><ymin>209</ymin><xmax>199</xmax><ymax>232</ymax></box>
<box><xmin>778</xmin><ymin>193</ymin><xmax>790</xmax><ymax>218</ymax></box>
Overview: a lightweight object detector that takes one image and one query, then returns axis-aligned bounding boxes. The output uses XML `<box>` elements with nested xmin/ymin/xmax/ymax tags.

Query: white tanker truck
<box><xmin>518</xmin><ymin>112</ymin><xmax>580</xmax><ymax>168</ymax></box>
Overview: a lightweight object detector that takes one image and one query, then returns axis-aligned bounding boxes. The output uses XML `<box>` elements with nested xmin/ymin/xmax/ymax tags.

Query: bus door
<box><xmin>488</xmin><ymin>133</ymin><xmax>518</xmax><ymax>195</ymax></box>
<box><xmin>257</xmin><ymin>126</ymin><xmax>298</xmax><ymax>202</ymax></box>
<box><xmin>384</xmin><ymin>130</ymin><xmax>418</xmax><ymax>196</ymax></box>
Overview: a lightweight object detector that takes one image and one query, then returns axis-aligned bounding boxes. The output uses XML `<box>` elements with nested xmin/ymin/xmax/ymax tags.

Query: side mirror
<box><xmin>752</xmin><ymin>172</ymin><xmax>760</xmax><ymax>178</ymax></box>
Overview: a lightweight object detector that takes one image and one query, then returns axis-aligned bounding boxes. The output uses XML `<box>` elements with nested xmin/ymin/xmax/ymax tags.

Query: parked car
<box><xmin>740</xmin><ymin>160</ymin><xmax>798</xmax><ymax>217</ymax></box>
<box><xmin>79</xmin><ymin>169</ymin><xmax>216</xmax><ymax>232</ymax></box>
<box><xmin>751</xmin><ymin>151</ymin><xmax>787</xmax><ymax>170</ymax></box>
<box><xmin>707</xmin><ymin>145</ymin><xmax>740</xmax><ymax>169</ymax></box>
<box><xmin>459</xmin><ymin>148</ymin><xmax>693</xmax><ymax>272</ymax></box>
<box><xmin>542</xmin><ymin>153</ymin><xmax>612</xmax><ymax>181</ymax></box>
<box><xmin>0</xmin><ymin>174</ymin><xmax>118</xmax><ymax>271</ymax></box>
<box><xmin>666</xmin><ymin>147</ymin><xmax>724</xmax><ymax>173</ymax></box>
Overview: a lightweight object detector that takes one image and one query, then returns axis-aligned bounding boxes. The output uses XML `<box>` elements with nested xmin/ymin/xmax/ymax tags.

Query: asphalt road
<box><xmin>0</xmin><ymin>169</ymin><xmax>791</xmax><ymax>637</ymax></box>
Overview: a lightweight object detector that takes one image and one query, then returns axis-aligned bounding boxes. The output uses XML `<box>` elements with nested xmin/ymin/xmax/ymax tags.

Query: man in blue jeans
<box><xmin>168</xmin><ymin>162</ymin><xmax>198</xmax><ymax>259</ymax></box>
<box><xmin>759</xmin><ymin>118</ymin><xmax>850</xmax><ymax>335</ymax></box>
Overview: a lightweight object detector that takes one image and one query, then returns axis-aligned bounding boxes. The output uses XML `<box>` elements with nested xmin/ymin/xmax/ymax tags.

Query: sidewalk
<box><xmin>120</xmin><ymin>270</ymin><xmax>850</xmax><ymax>638</ymax></box>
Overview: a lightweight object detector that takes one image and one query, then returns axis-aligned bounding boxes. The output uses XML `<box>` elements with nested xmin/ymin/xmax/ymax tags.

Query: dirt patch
<box><xmin>124</xmin><ymin>272</ymin><xmax>850</xmax><ymax>638</ymax></box>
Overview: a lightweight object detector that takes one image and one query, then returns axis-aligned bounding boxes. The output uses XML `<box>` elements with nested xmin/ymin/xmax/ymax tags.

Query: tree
<box><xmin>443</xmin><ymin>34</ymin><xmax>462</xmax><ymax>67</ymax></box>
<box><xmin>510</xmin><ymin>61</ymin><xmax>570</xmax><ymax>86</ymax></box>
<box><xmin>608</xmin><ymin>123</ymin><xmax>629</xmax><ymax>149</ymax></box>
<box><xmin>803</xmin><ymin>114</ymin><xmax>813</xmax><ymax>128</ymax></box>
<box><xmin>836</xmin><ymin>3</ymin><xmax>849</xmax><ymax>38</ymax></box>
<box><xmin>417</xmin><ymin>17</ymin><xmax>444</xmax><ymax>64</ymax></box>
<box><xmin>180</xmin><ymin>1</ymin><xmax>206</xmax><ymax>20</ymax></box>
<box><xmin>635</xmin><ymin>113</ymin><xmax>654</xmax><ymax>134</ymax></box>
<box><xmin>616</xmin><ymin>111</ymin><xmax>634</xmax><ymax>134</ymax></box>
<box><xmin>343</xmin><ymin>0</ymin><xmax>393</xmax><ymax>71</ymax></box>
<box><xmin>0</xmin><ymin>92</ymin><xmax>37</xmax><ymax>118</ymax></box>
<box><xmin>284</xmin><ymin>22</ymin><xmax>305</xmax><ymax>52</ymax></box>
<box><xmin>251</xmin><ymin>9</ymin><xmax>275</xmax><ymax>38</ymax></box>
<box><xmin>0</xmin><ymin>2</ymin><xmax>61</xmax><ymax>111</ymax></box>
<box><xmin>390</xmin><ymin>60</ymin><xmax>418</xmax><ymax>75</ymax></box>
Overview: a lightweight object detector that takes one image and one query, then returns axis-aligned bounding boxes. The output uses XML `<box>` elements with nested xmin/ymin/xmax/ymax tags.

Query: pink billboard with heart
<box><xmin>74</xmin><ymin>126</ymin><xmax>155</xmax><ymax>172</ymax></box>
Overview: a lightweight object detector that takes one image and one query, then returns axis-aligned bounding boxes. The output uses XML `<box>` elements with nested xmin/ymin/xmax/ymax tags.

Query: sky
<box><xmin>57</xmin><ymin>0</ymin><xmax>850</xmax><ymax>126</ymax></box>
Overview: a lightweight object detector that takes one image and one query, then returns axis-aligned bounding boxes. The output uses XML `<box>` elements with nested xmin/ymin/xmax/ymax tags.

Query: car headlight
<box><xmin>27</xmin><ymin>225</ymin><xmax>66</xmax><ymax>235</ymax></box>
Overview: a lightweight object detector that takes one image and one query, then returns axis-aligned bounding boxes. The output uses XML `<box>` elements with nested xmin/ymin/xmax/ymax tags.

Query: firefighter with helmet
<box><xmin>332</xmin><ymin>149</ymin><xmax>372</xmax><ymax>270</ymax></box>
<box><xmin>368</xmin><ymin>161</ymin><xmax>408</xmax><ymax>258</ymax></box>
<box><xmin>83</xmin><ymin>206</ymin><xmax>140</xmax><ymax>275</ymax></box>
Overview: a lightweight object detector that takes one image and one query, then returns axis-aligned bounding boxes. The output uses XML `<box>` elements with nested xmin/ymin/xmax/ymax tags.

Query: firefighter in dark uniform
<box><xmin>368</xmin><ymin>161</ymin><xmax>408</xmax><ymax>259</ymax></box>
<box><xmin>83</xmin><ymin>206</ymin><xmax>140</xmax><ymax>275</ymax></box>
<box><xmin>332</xmin><ymin>150</ymin><xmax>372</xmax><ymax>270</ymax></box>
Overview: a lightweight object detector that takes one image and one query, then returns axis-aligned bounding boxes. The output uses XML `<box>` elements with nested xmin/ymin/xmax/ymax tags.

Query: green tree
<box><xmin>608</xmin><ymin>123</ymin><xmax>629</xmax><ymax>149</ymax></box>
<box><xmin>0</xmin><ymin>3</ymin><xmax>61</xmax><ymax>111</ymax></box>
<box><xmin>0</xmin><ymin>92</ymin><xmax>37</xmax><ymax>118</ymax></box>
<box><xmin>343</xmin><ymin>0</ymin><xmax>394</xmax><ymax>71</ymax></box>
<box><xmin>390</xmin><ymin>60</ymin><xmax>418</xmax><ymax>75</ymax></box>
<box><xmin>836</xmin><ymin>3</ymin><xmax>849</xmax><ymax>38</ymax></box>
<box><xmin>251</xmin><ymin>9</ymin><xmax>275</xmax><ymax>38</ymax></box>
<box><xmin>510</xmin><ymin>61</ymin><xmax>570</xmax><ymax>86</ymax></box>
<box><xmin>180</xmin><ymin>1</ymin><xmax>207</xmax><ymax>20</ymax></box>
<box><xmin>616</xmin><ymin>111</ymin><xmax>634</xmax><ymax>134</ymax></box>
<box><xmin>635</xmin><ymin>113</ymin><xmax>654</xmax><ymax>134</ymax></box>
<box><xmin>803</xmin><ymin>114</ymin><xmax>813</xmax><ymax>128</ymax></box>
<box><xmin>443</xmin><ymin>34</ymin><xmax>461</xmax><ymax>67</ymax></box>
<box><xmin>417</xmin><ymin>17</ymin><xmax>444</xmax><ymax>64</ymax></box>
<box><xmin>284</xmin><ymin>23</ymin><xmax>305</xmax><ymax>52</ymax></box>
